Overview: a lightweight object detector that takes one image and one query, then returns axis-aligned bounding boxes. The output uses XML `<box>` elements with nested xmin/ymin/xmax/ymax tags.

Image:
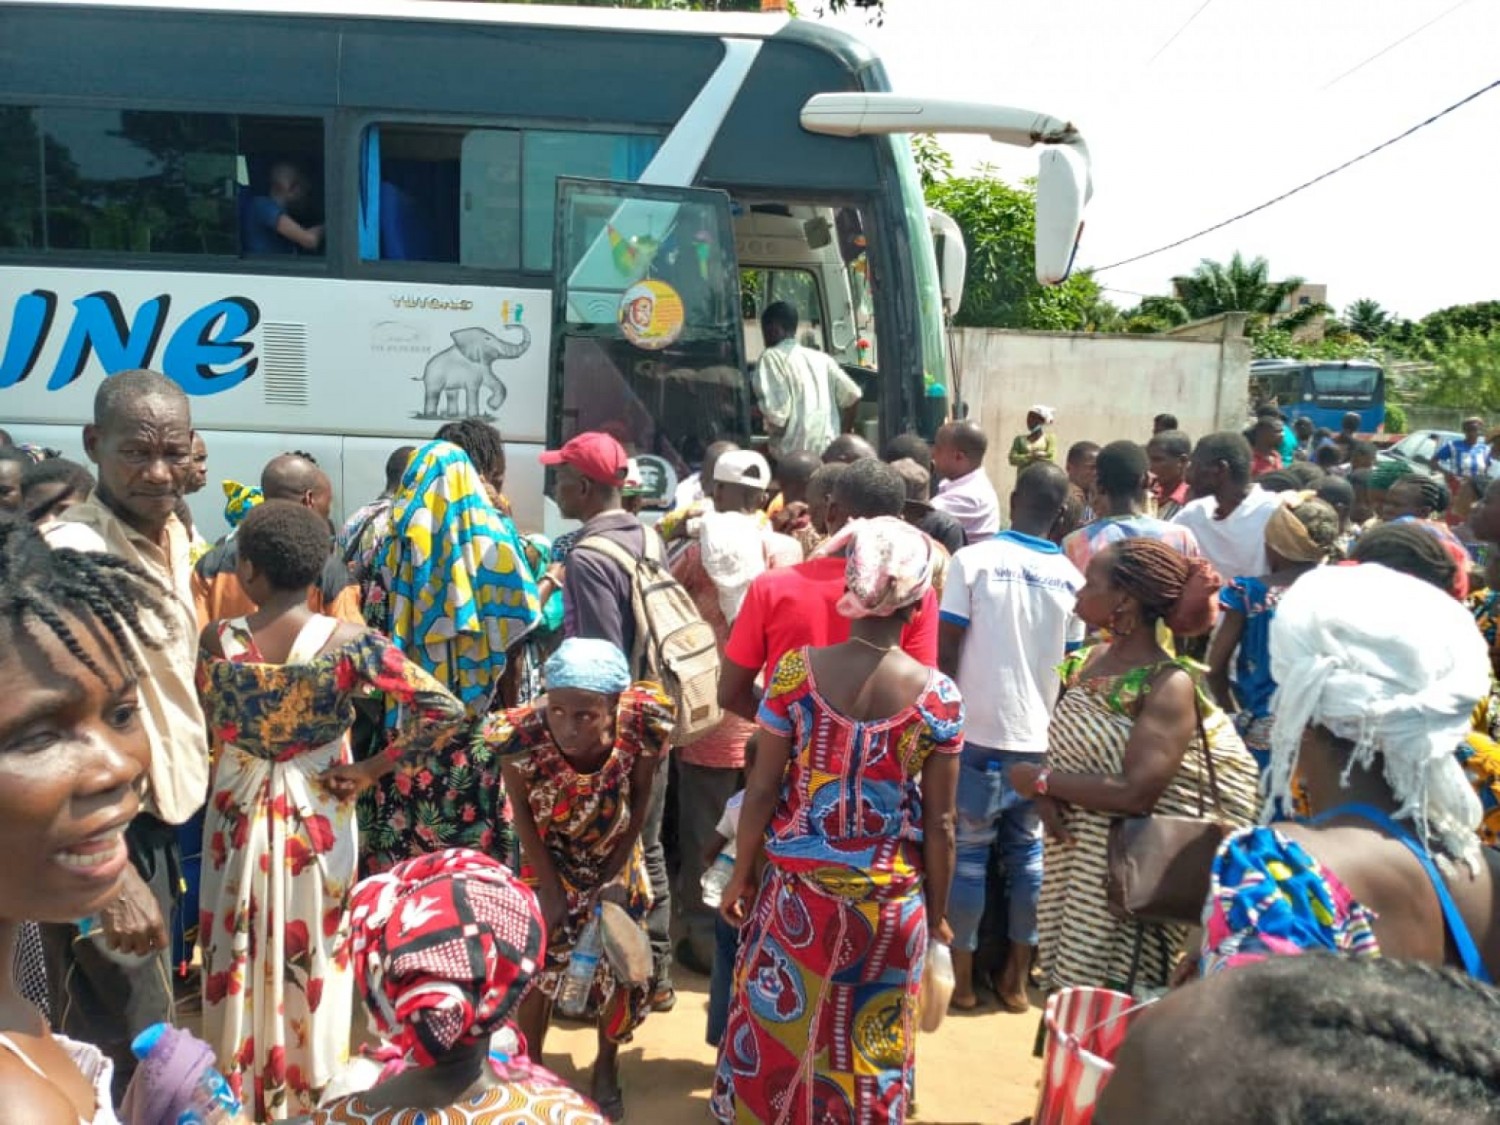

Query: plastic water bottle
<box><xmin>700</xmin><ymin>852</ymin><xmax>735</xmax><ymax>909</ymax></box>
<box><xmin>130</xmin><ymin>1023</ymin><xmax>242</xmax><ymax>1124</ymax></box>
<box><xmin>77</xmin><ymin>915</ymin><xmax>154</xmax><ymax>969</ymax></box>
<box><xmin>556</xmin><ymin>905</ymin><xmax>603</xmax><ymax>1018</ymax></box>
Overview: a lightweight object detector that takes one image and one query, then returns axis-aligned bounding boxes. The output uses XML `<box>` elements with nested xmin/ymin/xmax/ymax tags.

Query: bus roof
<box><xmin>3</xmin><ymin>0</ymin><xmax>792</xmax><ymax>37</ymax></box>
<box><xmin>1251</xmin><ymin>357</ymin><xmax>1383</xmax><ymax>370</ymax></box>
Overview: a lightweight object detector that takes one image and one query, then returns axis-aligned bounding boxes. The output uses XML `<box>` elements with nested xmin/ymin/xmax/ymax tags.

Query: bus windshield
<box><xmin>1308</xmin><ymin>365</ymin><xmax>1380</xmax><ymax>402</ymax></box>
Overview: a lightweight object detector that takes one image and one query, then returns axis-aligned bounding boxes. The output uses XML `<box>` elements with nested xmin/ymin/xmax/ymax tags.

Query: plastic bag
<box><xmin>918</xmin><ymin>941</ymin><xmax>954</xmax><ymax>1032</ymax></box>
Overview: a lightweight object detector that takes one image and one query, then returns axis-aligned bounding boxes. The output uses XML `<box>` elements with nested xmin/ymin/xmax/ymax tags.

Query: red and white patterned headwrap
<box><xmin>814</xmin><ymin>515</ymin><xmax>936</xmax><ymax>619</ymax></box>
<box><xmin>348</xmin><ymin>849</ymin><xmax>546</xmax><ymax>1066</ymax></box>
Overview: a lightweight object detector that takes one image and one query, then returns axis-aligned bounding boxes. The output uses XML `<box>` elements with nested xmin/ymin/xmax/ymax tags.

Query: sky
<box><xmin>820</xmin><ymin>0</ymin><xmax>1500</xmax><ymax>321</ymax></box>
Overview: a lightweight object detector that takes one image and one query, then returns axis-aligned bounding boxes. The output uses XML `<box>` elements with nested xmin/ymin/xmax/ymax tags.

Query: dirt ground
<box><xmin>540</xmin><ymin>963</ymin><xmax>1044</xmax><ymax>1124</ymax></box>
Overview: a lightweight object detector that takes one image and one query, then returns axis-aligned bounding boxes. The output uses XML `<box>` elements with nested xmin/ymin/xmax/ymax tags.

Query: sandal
<box><xmin>597</xmin><ymin>1091</ymin><xmax>627</xmax><ymax>1122</ymax></box>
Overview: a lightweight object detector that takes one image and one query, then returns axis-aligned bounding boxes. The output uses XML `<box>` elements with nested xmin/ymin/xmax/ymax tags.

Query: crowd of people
<box><xmin>3</xmin><ymin>373</ymin><xmax>1500</xmax><ymax>1124</ymax></box>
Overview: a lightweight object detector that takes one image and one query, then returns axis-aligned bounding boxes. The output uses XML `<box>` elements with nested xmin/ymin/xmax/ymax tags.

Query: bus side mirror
<box><xmin>927</xmin><ymin>208</ymin><xmax>966</xmax><ymax>317</ymax></box>
<box><xmin>1035</xmin><ymin>145</ymin><xmax>1087</xmax><ymax>285</ymax></box>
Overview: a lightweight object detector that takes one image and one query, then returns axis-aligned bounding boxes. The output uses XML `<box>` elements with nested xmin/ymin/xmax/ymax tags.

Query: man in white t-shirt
<box><xmin>752</xmin><ymin>301</ymin><xmax>862</xmax><ymax>460</ymax></box>
<box><xmin>1171</xmin><ymin>431</ymin><xmax>1284</xmax><ymax>581</ymax></box>
<box><xmin>938</xmin><ymin>461</ymin><xmax>1082</xmax><ymax>1013</ymax></box>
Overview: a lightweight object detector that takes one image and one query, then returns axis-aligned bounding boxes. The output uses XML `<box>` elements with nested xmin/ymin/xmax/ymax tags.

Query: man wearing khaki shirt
<box><xmin>40</xmin><ymin>368</ymin><xmax>208</xmax><ymax>1098</ymax></box>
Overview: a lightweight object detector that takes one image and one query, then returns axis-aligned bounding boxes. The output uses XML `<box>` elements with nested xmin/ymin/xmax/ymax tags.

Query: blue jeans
<box><xmin>707</xmin><ymin>915</ymin><xmax>740</xmax><ymax>1047</ymax></box>
<box><xmin>948</xmin><ymin>745</ymin><xmax>1044</xmax><ymax>952</ymax></box>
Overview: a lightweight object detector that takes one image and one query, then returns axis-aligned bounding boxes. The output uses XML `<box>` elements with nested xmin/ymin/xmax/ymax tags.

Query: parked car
<box><xmin>1375</xmin><ymin>429</ymin><xmax>1461</xmax><ymax>477</ymax></box>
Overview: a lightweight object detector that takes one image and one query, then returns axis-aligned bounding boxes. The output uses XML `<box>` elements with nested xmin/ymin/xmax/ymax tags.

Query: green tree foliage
<box><xmin>1413</xmin><ymin>332</ymin><xmax>1500</xmax><ymax>411</ymax></box>
<box><xmin>1171</xmin><ymin>252</ymin><xmax>1308</xmax><ymax>318</ymax></box>
<box><xmin>1247</xmin><ymin>324</ymin><xmax>1374</xmax><ymax>361</ymax></box>
<box><xmin>924</xmin><ymin>166</ymin><xmax>1116</xmax><ymax>331</ymax></box>
<box><xmin>1344</xmin><ymin>298</ymin><xmax>1392</xmax><ymax>341</ymax></box>
<box><xmin>911</xmin><ymin>134</ymin><xmax>953</xmax><ymax>190</ymax></box>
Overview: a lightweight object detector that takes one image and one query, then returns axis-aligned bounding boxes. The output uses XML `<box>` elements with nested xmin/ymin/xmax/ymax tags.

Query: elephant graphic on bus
<box><xmin>416</xmin><ymin>324</ymin><xmax>531</xmax><ymax>419</ymax></box>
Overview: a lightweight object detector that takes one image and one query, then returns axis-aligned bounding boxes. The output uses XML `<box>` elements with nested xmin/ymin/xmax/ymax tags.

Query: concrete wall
<box><xmin>950</xmin><ymin>324</ymin><xmax>1251</xmax><ymax>513</ymax></box>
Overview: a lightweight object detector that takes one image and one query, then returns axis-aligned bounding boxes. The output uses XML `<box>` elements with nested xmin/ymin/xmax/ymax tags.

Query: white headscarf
<box><xmin>1029</xmin><ymin>404</ymin><xmax>1056</xmax><ymax>425</ymax></box>
<box><xmin>1268</xmin><ymin>563</ymin><xmax>1489</xmax><ymax>870</ymax></box>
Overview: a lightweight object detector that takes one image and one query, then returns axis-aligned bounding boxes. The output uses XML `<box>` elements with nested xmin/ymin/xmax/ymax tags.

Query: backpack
<box><xmin>574</xmin><ymin>531</ymin><xmax>722</xmax><ymax>745</ymax></box>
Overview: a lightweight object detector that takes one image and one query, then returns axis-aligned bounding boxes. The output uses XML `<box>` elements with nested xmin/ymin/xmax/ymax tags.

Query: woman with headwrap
<box><xmin>1008</xmin><ymin>404</ymin><xmax>1058</xmax><ymax>468</ymax></box>
<box><xmin>1207</xmin><ymin>494</ymin><xmax>1340</xmax><ymax>773</ymax></box>
<box><xmin>483</xmin><ymin>638</ymin><xmax>674</xmax><ymax>1121</ymax></box>
<box><xmin>308</xmin><ymin>849</ymin><xmax>605</xmax><ymax>1123</ymax></box>
<box><xmin>1199</xmin><ymin>564</ymin><xmax>1500</xmax><ymax>981</ymax></box>
<box><xmin>1008</xmin><ymin>539</ymin><xmax>1260</xmax><ymax>993</ymax></box>
<box><xmin>360</xmin><ymin>440</ymin><xmax>541</xmax><ymax>873</ymax></box>
<box><xmin>711</xmin><ymin>517</ymin><xmax>964</xmax><ymax>1125</ymax></box>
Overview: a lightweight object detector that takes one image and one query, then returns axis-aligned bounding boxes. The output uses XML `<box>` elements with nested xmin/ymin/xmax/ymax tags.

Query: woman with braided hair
<box><xmin>1198</xmin><ymin>563</ymin><xmax>1500</xmax><ymax>980</ymax></box>
<box><xmin>0</xmin><ymin>516</ymin><xmax>178</xmax><ymax>1121</ymax></box>
<box><xmin>1379</xmin><ymin>472</ymin><xmax>1473</xmax><ymax>598</ymax></box>
<box><xmin>1097</xmin><ymin>954</ymin><xmax>1500</xmax><ymax>1122</ymax></box>
<box><xmin>1009</xmin><ymin>538</ymin><xmax>1260</xmax><ymax>992</ymax></box>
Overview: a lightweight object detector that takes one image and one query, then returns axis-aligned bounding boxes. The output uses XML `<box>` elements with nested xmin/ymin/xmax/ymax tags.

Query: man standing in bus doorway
<box><xmin>244</xmin><ymin>161</ymin><xmax>325</xmax><ymax>255</ymax></box>
<box><xmin>39</xmin><ymin>369</ymin><xmax>207</xmax><ymax>1100</ymax></box>
<box><xmin>752</xmin><ymin>301</ymin><xmax>862</xmax><ymax>463</ymax></box>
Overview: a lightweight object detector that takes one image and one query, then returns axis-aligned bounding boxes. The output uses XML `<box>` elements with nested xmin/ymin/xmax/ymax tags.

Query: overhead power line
<box><xmin>1146</xmin><ymin>0</ymin><xmax>1215</xmax><ymax>66</ymax></box>
<box><xmin>1323</xmin><ymin>0</ymin><xmax>1473</xmax><ymax>91</ymax></box>
<box><xmin>1092</xmin><ymin>76</ymin><xmax>1500</xmax><ymax>274</ymax></box>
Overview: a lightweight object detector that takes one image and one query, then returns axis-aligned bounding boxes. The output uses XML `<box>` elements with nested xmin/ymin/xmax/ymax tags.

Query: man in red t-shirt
<box><xmin>720</xmin><ymin>458</ymin><xmax>939</xmax><ymax>720</ymax></box>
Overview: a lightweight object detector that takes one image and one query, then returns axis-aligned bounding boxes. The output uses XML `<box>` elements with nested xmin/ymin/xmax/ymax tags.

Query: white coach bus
<box><xmin>0</xmin><ymin>0</ymin><xmax>1090</xmax><ymax>538</ymax></box>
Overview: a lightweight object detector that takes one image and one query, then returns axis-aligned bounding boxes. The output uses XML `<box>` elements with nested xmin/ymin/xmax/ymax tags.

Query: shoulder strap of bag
<box><xmin>1145</xmin><ymin>660</ymin><xmax>1222</xmax><ymax>817</ymax></box>
<box><xmin>1310</xmin><ymin>802</ymin><xmax>1491</xmax><ymax>983</ymax></box>
<box><xmin>573</xmin><ymin>534</ymin><xmax>651</xmax><ymax>673</ymax></box>
<box><xmin>1191</xmin><ymin>688</ymin><xmax>1222</xmax><ymax>817</ymax></box>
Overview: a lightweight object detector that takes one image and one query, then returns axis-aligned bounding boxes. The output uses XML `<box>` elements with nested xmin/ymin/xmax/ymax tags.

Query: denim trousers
<box><xmin>947</xmin><ymin>744</ymin><xmax>1044</xmax><ymax>951</ymax></box>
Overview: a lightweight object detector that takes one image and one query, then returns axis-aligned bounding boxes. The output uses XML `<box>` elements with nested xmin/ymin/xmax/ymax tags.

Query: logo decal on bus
<box><xmin>1</xmin><ymin>290</ymin><xmax>261</xmax><ymax>396</ymax></box>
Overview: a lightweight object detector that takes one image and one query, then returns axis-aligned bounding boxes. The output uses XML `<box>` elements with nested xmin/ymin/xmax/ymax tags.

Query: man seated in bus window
<box><xmin>244</xmin><ymin>161</ymin><xmax>324</xmax><ymax>255</ymax></box>
<box><xmin>752</xmin><ymin>301</ymin><xmax>861</xmax><ymax>462</ymax></box>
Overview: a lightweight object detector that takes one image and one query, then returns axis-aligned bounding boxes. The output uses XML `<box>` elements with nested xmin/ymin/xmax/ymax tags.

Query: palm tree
<box><xmin>1170</xmin><ymin>252</ymin><xmax>1305</xmax><ymax>319</ymax></box>
<box><xmin>1345</xmin><ymin>298</ymin><xmax>1393</xmax><ymax>341</ymax></box>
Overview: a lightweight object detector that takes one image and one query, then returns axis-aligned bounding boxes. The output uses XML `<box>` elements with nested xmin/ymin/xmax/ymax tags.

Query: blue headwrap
<box><xmin>543</xmin><ymin>638</ymin><xmax>630</xmax><ymax>696</ymax></box>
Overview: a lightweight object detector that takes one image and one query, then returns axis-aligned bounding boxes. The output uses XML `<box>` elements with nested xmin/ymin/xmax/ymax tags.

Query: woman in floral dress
<box><xmin>486</xmin><ymin>638</ymin><xmax>674</xmax><ymax>1121</ymax></box>
<box><xmin>196</xmin><ymin>501</ymin><xmax>467</xmax><ymax>1118</ymax></box>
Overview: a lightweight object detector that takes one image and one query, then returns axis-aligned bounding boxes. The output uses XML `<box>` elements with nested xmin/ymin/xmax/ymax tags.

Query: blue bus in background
<box><xmin>1250</xmin><ymin>358</ymin><xmax>1387</xmax><ymax>433</ymax></box>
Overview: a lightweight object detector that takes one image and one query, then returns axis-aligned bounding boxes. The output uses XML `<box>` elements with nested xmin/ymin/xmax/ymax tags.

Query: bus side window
<box><xmin>0</xmin><ymin>106</ymin><xmax>324</xmax><ymax>259</ymax></box>
<box><xmin>358</xmin><ymin>125</ymin><xmax>660</xmax><ymax>271</ymax></box>
<box><xmin>1</xmin><ymin>106</ymin><xmax>238</xmax><ymax>256</ymax></box>
<box><xmin>237</xmin><ymin>116</ymin><xmax>326</xmax><ymax>258</ymax></box>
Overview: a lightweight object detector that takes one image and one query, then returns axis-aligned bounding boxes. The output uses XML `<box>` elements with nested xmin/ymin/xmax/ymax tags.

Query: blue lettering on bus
<box><xmin>48</xmin><ymin>292</ymin><xmax>171</xmax><ymax>390</ymax></box>
<box><xmin>162</xmin><ymin>297</ymin><xmax>260</xmax><ymax>395</ymax></box>
<box><xmin>0</xmin><ymin>290</ymin><xmax>260</xmax><ymax>395</ymax></box>
<box><xmin>0</xmin><ymin>290</ymin><xmax>58</xmax><ymax>389</ymax></box>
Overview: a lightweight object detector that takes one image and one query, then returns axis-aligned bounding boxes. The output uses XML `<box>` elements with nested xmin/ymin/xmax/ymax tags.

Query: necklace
<box><xmin>848</xmin><ymin>636</ymin><xmax>898</xmax><ymax>654</ymax></box>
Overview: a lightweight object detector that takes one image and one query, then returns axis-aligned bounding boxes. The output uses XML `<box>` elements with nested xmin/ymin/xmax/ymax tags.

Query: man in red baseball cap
<box><xmin>538</xmin><ymin>429</ymin><xmax>677</xmax><ymax>1010</ymax></box>
<box><xmin>538</xmin><ymin>431</ymin><xmax>629</xmax><ymax>490</ymax></box>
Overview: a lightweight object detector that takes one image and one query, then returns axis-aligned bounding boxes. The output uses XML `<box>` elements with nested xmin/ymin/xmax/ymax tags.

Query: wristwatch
<box><xmin>1034</xmin><ymin>767</ymin><xmax>1052</xmax><ymax>797</ymax></box>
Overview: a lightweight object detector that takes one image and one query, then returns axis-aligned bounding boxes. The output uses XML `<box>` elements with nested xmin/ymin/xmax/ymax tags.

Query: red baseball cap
<box><xmin>538</xmin><ymin>432</ymin><xmax>628</xmax><ymax>486</ymax></box>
